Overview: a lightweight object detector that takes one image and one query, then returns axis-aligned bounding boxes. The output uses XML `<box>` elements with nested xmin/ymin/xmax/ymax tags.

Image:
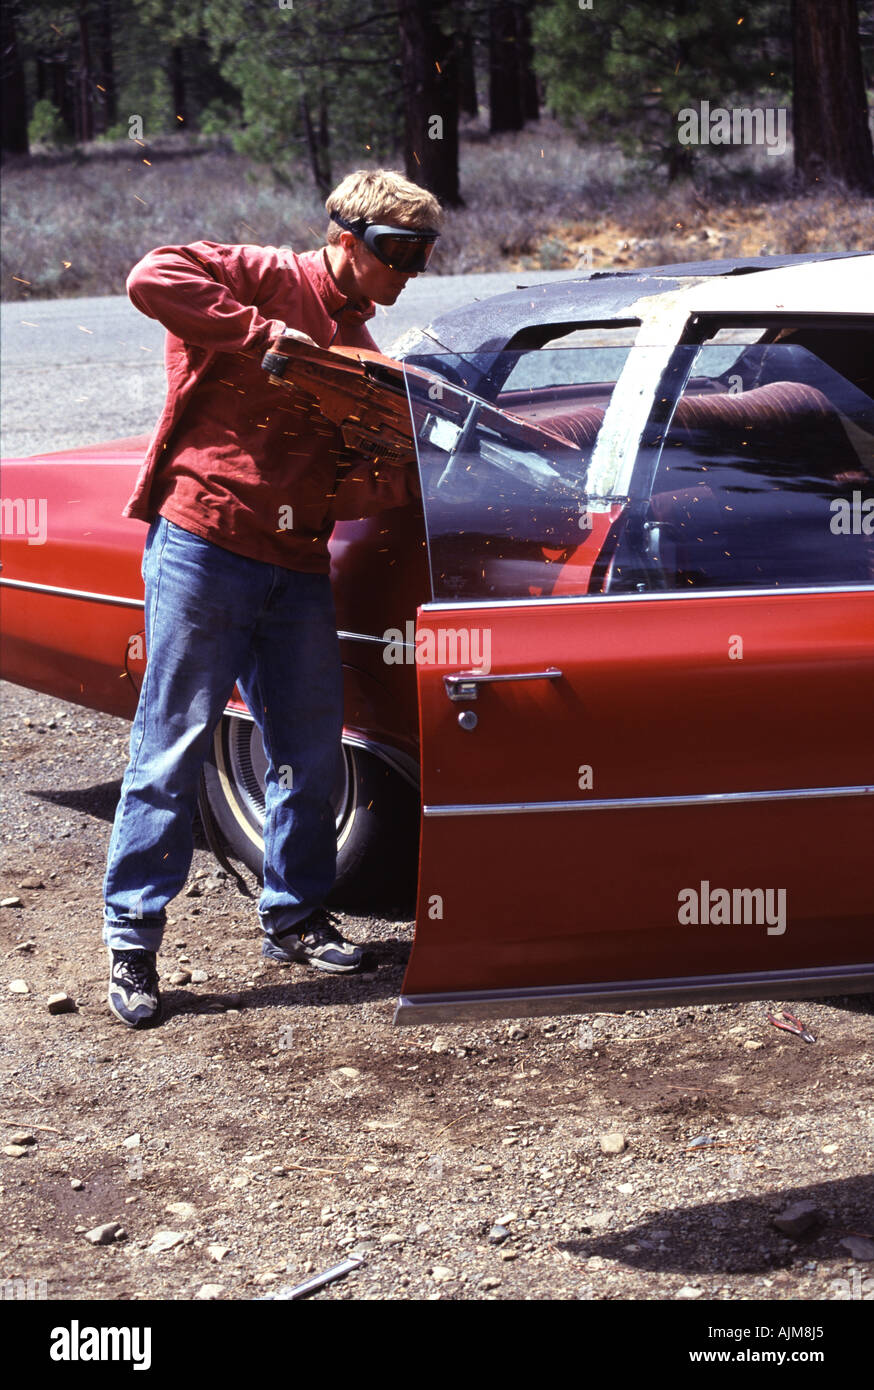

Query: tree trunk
<box><xmin>77</xmin><ymin>10</ymin><xmax>94</xmax><ymax>142</ymax></box>
<box><xmin>488</xmin><ymin>1</ymin><xmax>524</xmax><ymax>132</ymax></box>
<box><xmin>792</xmin><ymin>0</ymin><xmax>874</xmax><ymax>191</ymax></box>
<box><xmin>517</xmin><ymin>3</ymin><xmax>539</xmax><ymax>122</ymax></box>
<box><xmin>52</xmin><ymin>57</ymin><xmax>76</xmax><ymax>140</ymax></box>
<box><xmin>317</xmin><ymin>87</ymin><xmax>332</xmax><ymax>193</ymax></box>
<box><xmin>398</xmin><ymin>0</ymin><xmax>463</xmax><ymax>206</ymax></box>
<box><xmin>97</xmin><ymin>0</ymin><xmax>117</xmax><ymax>131</ymax></box>
<box><xmin>170</xmin><ymin>45</ymin><xmax>187</xmax><ymax>126</ymax></box>
<box><xmin>1</xmin><ymin>9</ymin><xmax>29</xmax><ymax>154</ymax></box>
<box><xmin>458</xmin><ymin>27</ymin><xmax>478</xmax><ymax>117</ymax></box>
<box><xmin>299</xmin><ymin>91</ymin><xmax>332</xmax><ymax>197</ymax></box>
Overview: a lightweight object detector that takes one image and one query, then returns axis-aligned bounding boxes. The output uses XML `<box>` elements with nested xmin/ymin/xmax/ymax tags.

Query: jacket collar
<box><xmin>298</xmin><ymin>246</ymin><xmax>377</xmax><ymax>326</ymax></box>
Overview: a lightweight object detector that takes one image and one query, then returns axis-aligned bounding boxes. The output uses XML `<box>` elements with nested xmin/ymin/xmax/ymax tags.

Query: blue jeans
<box><xmin>102</xmin><ymin>516</ymin><xmax>343</xmax><ymax>952</ymax></box>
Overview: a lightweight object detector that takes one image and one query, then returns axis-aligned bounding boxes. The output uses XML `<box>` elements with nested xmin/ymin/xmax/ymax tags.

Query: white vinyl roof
<box><xmin>632</xmin><ymin>252</ymin><xmax>874</xmax><ymax>324</ymax></box>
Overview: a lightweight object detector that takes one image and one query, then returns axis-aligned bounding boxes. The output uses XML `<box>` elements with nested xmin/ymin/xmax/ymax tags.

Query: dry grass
<box><xmin>2</xmin><ymin>121</ymin><xmax>871</xmax><ymax>300</ymax></box>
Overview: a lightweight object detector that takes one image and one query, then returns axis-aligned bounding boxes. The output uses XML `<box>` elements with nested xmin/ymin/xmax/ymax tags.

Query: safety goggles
<box><xmin>330</xmin><ymin>211</ymin><xmax>439</xmax><ymax>273</ymax></box>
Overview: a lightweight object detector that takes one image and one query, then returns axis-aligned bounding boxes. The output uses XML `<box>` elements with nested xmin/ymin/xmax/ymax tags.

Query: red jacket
<box><xmin>124</xmin><ymin>240</ymin><xmax>419</xmax><ymax>572</ymax></box>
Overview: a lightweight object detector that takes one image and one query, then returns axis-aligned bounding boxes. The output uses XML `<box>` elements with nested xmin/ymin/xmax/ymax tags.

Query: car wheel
<box><xmin>201</xmin><ymin>715</ymin><xmax>418</xmax><ymax>910</ymax></box>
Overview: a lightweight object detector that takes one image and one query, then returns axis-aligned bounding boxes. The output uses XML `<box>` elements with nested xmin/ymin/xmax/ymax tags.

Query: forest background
<box><xmin>2</xmin><ymin>0</ymin><xmax>873</xmax><ymax>300</ymax></box>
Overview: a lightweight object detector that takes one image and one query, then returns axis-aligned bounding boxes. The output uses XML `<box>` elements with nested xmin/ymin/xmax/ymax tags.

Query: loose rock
<box><xmin>85</xmin><ymin>1222</ymin><xmax>123</xmax><ymax>1245</ymax></box>
<box><xmin>148</xmin><ymin>1230</ymin><xmax>185</xmax><ymax>1254</ymax></box>
<box><xmin>8</xmin><ymin>979</ymin><xmax>29</xmax><ymax>994</ymax></box>
<box><xmin>600</xmin><ymin>1132</ymin><xmax>627</xmax><ymax>1155</ymax></box>
<box><xmin>772</xmin><ymin>1202</ymin><xmax>820</xmax><ymax>1237</ymax></box>
<box><xmin>164</xmin><ymin>1201</ymin><xmax>196</xmax><ymax>1221</ymax></box>
<box><xmin>47</xmin><ymin>992</ymin><xmax>77</xmax><ymax>1014</ymax></box>
<box><xmin>190</xmin><ymin>969</ymin><xmax>209</xmax><ymax>984</ymax></box>
<box><xmin>3</xmin><ymin>1144</ymin><xmax>29</xmax><ymax>1157</ymax></box>
<box><xmin>196</xmin><ymin>1283</ymin><xmax>225</xmax><ymax>1300</ymax></box>
<box><xmin>840</xmin><ymin>1236</ymin><xmax>874</xmax><ymax>1261</ymax></box>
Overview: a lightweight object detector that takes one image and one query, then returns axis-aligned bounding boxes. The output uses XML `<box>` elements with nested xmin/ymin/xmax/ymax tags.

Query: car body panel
<box><xmin>397</xmin><ymin>591</ymin><xmax>874</xmax><ymax>1020</ymax></box>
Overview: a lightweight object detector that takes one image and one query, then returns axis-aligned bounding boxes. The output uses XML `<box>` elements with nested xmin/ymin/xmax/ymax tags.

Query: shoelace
<box><xmin>115</xmin><ymin>951</ymin><xmax>157</xmax><ymax>991</ymax></box>
<box><xmin>301</xmin><ymin>909</ymin><xmax>344</xmax><ymax>942</ymax></box>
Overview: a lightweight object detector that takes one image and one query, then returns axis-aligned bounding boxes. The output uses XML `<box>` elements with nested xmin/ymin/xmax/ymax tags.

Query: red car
<box><xmin>2</xmin><ymin>252</ymin><xmax>873</xmax><ymax>1023</ymax></box>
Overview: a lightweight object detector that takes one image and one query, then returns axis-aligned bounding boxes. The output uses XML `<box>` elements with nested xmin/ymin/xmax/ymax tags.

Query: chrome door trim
<box><xmin>424</xmin><ymin>784</ymin><xmax>874</xmax><ymax>817</ymax></box>
<box><xmin>0</xmin><ymin>577</ymin><xmax>145</xmax><ymax>608</ymax></box>
<box><xmin>421</xmin><ymin>583</ymin><xmax>874</xmax><ymax>612</ymax></box>
<box><xmin>394</xmin><ymin>962</ymin><xmax>874</xmax><ymax>1025</ymax></box>
<box><xmin>338</xmin><ymin>629</ymin><xmax>414</xmax><ymax>649</ymax></box>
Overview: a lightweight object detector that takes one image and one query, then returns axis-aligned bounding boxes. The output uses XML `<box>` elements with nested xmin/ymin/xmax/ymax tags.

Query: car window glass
<box><xmin>602</xmin><ymin>334</ymin><xmax>874</xmax><ymax>594</ymax></box>
<box><xmin>403</xmin><ymin>348</ymin><xmax>622</xmax><ymax>603</ymax></box>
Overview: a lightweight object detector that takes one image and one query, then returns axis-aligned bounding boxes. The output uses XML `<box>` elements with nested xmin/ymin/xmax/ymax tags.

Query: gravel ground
<box><xmin>1</xmin><ymin>682</ymin><xmax>873</xmax><ymax>1305</ymax></box>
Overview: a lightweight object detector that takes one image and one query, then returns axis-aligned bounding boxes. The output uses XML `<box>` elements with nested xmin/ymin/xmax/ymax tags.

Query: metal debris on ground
<box><xmin>261</xmin><ymin>1256</ymin><xmax>364</xmax><ymax>1301</ymax></box>
<box><xmin>767</xmin><ymin>1010</ymin><xmax>816</xmax><ymax>1043</ymax></box>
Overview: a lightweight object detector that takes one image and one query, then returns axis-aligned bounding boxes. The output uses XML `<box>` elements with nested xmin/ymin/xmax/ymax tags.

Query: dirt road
<box><xmin>1</xmin><ymin>682</ymin><xmax>872</xmax><ymax>1303</ymax></box>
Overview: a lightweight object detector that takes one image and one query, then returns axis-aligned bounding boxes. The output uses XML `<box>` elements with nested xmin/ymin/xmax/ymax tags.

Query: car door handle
<box><xmin>443</xmin><ymin>668</ymin><xmax>562</xmax><ymax>702</ymax></box>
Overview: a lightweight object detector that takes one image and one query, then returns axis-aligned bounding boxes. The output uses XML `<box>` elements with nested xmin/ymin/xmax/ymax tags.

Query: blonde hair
<box><xmin>325</xmin><ymin>169</ymin><xmax>443</xmax><ymax>241</ymax></box>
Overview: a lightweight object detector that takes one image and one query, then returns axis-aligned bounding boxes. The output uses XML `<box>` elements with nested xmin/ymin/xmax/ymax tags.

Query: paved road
<box><xmin>1</xmin><ymin>271</ymin><xmax>581</xmax><ymax>459</ymax></box>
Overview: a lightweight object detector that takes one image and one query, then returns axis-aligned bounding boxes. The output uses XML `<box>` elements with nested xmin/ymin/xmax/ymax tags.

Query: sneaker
<box><xmin>107</xmin><ymin>948</ymin><xmax>162</xmax><ymax>1027</ymax></box>
<box><xmin>261</xmin><ymin>908</ymin><xmax>366</xmax><ymax>974</ymax></box>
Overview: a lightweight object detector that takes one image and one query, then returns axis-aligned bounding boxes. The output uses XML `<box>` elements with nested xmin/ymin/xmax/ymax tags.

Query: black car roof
<box><xmin>406</xmin><ymin>251</ymin><xmax>865</xmax><ymax>358</ymax></box>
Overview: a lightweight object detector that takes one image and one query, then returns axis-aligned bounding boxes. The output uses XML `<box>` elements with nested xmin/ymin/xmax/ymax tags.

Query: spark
<box><xmin>20</xmin><ymin>320</ymin><xmax>38</xmax><ymax>327</ymax></box>
<box><xmin>62</xmin><ymin>260</ymin><xmax>71</xmax><ymax>268</ymax></box>
<box><xmin>12</xmin><ymin>275</ymin><xmax>31</xmax><ymax>284</ymax></box>
<box><xmin>133</xmin><ymin>195</ymin><xmax>147</xmax><ymax>204</ymax></box>
<box><xmin>176</xmin><ymin>115</ymin><xmax>184</xmax><ymax>122</ymax></box>
<box><xmin>737</xmin><ymin>16</ymin><xmax>744</xmax><ymax>23</ymax></box>
<box><xmin>540</xmin><ymin>149</ymin><xmax>544</xmax><ymax>157</ymax></box>
<box><xmin>143</xmin><ymin>159</ymin><xmax>152</xmax><ymax>166</ymax></box>
<box><xmin>77</xmin><ymin>325</ymin><xmax>94</xmax><ymax>334</ymax></box>
<box><xmin>96</xmin><ymin>84</ymin><xmax>105</xmax><ymax>92</ymax></box>
<box><xmin>412</xmin><ymin>150</ymin><xmax>420</xmax><ymax>165</ymax></box>
<box><xmin>435</xmin><ymin>60</ymin><xmax>441</xmax><ymax>73</ymax></box>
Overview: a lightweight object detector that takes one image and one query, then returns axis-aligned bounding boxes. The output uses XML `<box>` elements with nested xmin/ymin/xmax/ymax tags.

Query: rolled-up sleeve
<box><xmin>126</xmin><ymin>241</ymin><xmax>288</xmax><ymax>352</ymax></box>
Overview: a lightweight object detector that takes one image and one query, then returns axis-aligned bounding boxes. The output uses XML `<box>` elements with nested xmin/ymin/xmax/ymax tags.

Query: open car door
<box><xmin>395</xmin><ymin>340</ymin><xmax>874</xmax><ymax>1025</ymax></box>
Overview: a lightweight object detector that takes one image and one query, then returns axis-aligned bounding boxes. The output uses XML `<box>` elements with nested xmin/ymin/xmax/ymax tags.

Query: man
<box><xmin>104</xmin><ymin>168</ymin><xmax>442</xmax><ymax>1028</ymax></box>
